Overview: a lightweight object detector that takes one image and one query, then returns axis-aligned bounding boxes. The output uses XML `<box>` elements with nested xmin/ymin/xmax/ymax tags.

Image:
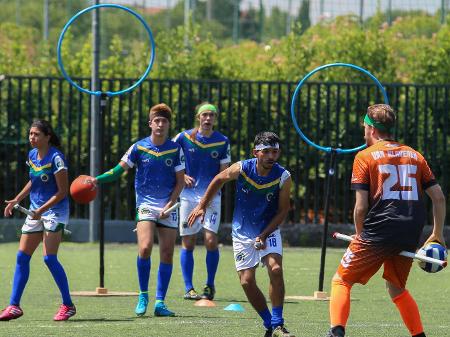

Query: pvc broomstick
<box><xmin>13</xmin><ymin>204</ymin><xmax>72</xmax><ymax>235</ymax></box>
<box><xmin>132</xmin><ymin>202</ymin><xmax>181</xmax><ymax>232</ymax></box>
<box><xmin>333</xmin><ymin>232</ymin><xmax>447</xmax><ymax>267</ymax></box>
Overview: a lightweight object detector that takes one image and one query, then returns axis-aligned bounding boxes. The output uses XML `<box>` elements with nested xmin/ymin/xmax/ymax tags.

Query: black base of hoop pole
<box><xmin>75</xmin><ymin>94</ymin><xmax>137</xmax><ymax>297</ymax></box>
<box><xmin>318</xmin><ymin>149</ymin><xmax>338</xmax><ymax>292</ymax></box>
<box><xmin>99</xmin><ymin>93</ymin><xmax>108</xmax><ymax>289</ymax></box>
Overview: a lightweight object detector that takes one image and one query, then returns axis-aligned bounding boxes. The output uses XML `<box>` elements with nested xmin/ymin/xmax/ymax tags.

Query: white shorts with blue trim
<box><xmin>232</xmin><ymin>229</ymin><xmax>283</xmax><ymax>271</ymax></box>
<box><xmin>136</xmin><ymin>203</ymin><xmax>178</xmax><ymax>229</ymax></box>
<box><xmin>179</xmin><ymin>199</ymin><xmax>221</xmax><ymax>236</ymax></box>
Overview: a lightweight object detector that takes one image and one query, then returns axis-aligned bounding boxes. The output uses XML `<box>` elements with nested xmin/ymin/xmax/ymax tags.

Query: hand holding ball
<box><xmin>254</xmin><ymin>239</ymin><xmax>264</xmax><ymax>250</ymax></box>
<box><xmin>70</xmin><ymin>175</ymin><xmax>97</xmax><ymax>204</ymax></box>
<box><xmin>417</xmin><ymin>242</ymin><xmax>447</xmax><ymax>273</ymax></box>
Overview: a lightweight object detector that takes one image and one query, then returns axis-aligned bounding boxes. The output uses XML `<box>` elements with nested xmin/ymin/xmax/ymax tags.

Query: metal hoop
<box><xmin>57</xmin><ymin>3</ymin><xmax>155</xmax><ymax>97</ymax></box>
<box><xmin>290</xmin><ymin>63</ymin><xmax>389</xmax><ymax>154</ymax></box>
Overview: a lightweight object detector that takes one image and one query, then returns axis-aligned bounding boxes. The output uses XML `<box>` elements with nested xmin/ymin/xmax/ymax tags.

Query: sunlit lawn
<box><xmin>0</xmin><ymin>242</ymin><xmax>448</xmax><ymax>337</ymax></box>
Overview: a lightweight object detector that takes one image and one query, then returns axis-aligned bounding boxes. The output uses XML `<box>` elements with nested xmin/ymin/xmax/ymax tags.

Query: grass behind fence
<box><xmin>0</xmin><ymin>242</ymin><xmax>448</xmax><ymax>337</ymax></box>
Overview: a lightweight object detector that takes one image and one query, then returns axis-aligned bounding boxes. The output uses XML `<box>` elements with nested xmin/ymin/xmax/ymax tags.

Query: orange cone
<box><xmin>194</xmin><ymin>299</ymin><xmax>216</xmax><ymax>307</ymax></box>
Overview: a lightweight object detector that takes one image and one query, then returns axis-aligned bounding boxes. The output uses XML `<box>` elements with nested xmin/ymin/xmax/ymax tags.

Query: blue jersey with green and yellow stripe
<box><xmin>174</xmin><ymin>129</ymin><xmax>230</xmax><ymax>202</ymax></box>
<box><xmin>232</xmin><ymin>158</ymin><xmax>290</xmax><ymax>240</ymax></box>
<box><xmin>121</xmin><ymin>137</ymin><xmax>185</xmax><ymax>208</ymax></box>
<box><xmin>28</xmin><ymin>147</ymin><xmax>69</xmax><ymax>213</ymax></box>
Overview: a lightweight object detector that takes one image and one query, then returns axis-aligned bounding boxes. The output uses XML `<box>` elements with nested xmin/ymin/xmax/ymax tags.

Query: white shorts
<box><xmin>22</xmin><ymin>210</ymin><xmax>69</xmax><ymax>234</ymax></box>
<box><xmin>179</xmin><ymin>199</ymin><xmax>221</xmax><ymax>236</ymax></box>
<box><xmin>232</xmin><ymin>229</ymin><xmax>283</xmax><ymax>271</ymax></box>
<box><xmin>136</xmin><ymin>203</ymin><xmax>178</xmax><ymax>229</ymax></box>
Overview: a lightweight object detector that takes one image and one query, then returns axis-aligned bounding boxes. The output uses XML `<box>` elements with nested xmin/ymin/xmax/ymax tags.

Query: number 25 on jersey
<box><xmin>379</xmin><ymin>164</ymin><xmax>418</xmax><ymax>201</ymax></box>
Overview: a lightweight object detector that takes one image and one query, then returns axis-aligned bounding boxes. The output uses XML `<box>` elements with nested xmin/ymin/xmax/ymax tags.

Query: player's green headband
<box><xmin>364</xmin><ymin>114</ymin><xmax>390</xmax><ymax>132</ymax></box>
<box><xmin>197</xmin><ymin>104</ymin><xmax>217</xmax><ymax>116</ymax></box>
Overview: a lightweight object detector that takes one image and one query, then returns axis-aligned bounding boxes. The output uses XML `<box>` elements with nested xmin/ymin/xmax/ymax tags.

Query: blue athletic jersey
<box><xmin>174</xmin><ymin>129</ymin><xmax>230</xmax><ymax>202</ymax></box>
<box><xmin>232</xmin><ymin>158</ymin><xmax>290</xmax><ymax>240</ymax></box>
<box><xmin>121</xmin><ymin>137</ymin><xmax>185</xmax><ymax>208</ymax></box>
<box><xmin>27</xmin><ymin>147</ymin><xmax>69</xmax><ymax>214</ymax></box>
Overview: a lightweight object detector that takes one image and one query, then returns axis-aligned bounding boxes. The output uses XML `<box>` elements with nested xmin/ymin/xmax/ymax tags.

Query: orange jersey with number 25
<box><xmin>351</xmin><ymin>140</ymin><xmax>437</xmax><ymax>250</ymax></box>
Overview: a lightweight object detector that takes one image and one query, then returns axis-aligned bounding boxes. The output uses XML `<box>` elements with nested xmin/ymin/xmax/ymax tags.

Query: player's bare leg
<box><xmin>265</xmin><ymin>254</ymin><xmax>294</xmax><ymax>337</ymax></box>
<box><xmin>238</xmin><ymin>267</ymin><xmax>273</xmax><ymax>336</ymax></box>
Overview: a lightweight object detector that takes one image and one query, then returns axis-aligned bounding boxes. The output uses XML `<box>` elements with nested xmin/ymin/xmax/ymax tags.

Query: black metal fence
<box><xmin>1</xmin><ymin>76</ymin><xmax>448</xmax><ymax>225</ymax></box>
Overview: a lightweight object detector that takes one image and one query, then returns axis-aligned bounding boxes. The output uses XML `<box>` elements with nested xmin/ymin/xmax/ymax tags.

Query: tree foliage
<box><xmin>1</xmin><ymin>6</ymin><xmax>449</xmax><ymax>223</ymax></box>
<box><xmin>0</xmin><ymin>7</ymin><xmax>448</xmax><ymax>84</ymax></box>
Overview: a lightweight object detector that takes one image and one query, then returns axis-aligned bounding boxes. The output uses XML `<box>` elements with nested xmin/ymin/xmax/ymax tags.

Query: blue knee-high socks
<box><xmin>10</xmin><ymin>251</ymin><xmax>31</xmax><ymax>306</ymax></box>
<box><xmin>181</xmin><ymin>248</ymin><xmax>220</xmax><ymax>291</ymax></box>
<box><xmin>271</xmin><ymin>306</ymin><xmax>284</xmax><ymax>328</ymax></box>
<box><xmin>44</xmin><ymin>255</ymin><xmax>73</xmax><ymax>306</ymax></box>
<box><xmin>180</xmin><ymin>248</ymin><xmax>194</xmax><ymax>292</ymax></box>
<box><xmin>156</xmin><ymin>263</ymin><xmax>173</xmax><ymax>301</ymax></box>
<box><xmin>205</xmin><ymin>249</ymin><xmax>219</xmax><ymax>287</ymax></box>
<box><xmin>137</xmin><ymin>256</ymin><xmax>151</xmax><ymax>296</ymax></box>
<box><xmin>258</xmin><ymin>308</ymin><xmax>273</xmax><ymax>330</ymax></box>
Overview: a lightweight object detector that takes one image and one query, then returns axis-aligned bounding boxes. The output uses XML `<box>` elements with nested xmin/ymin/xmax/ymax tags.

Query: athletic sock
<box><xmin>271</xmin><ymin>306</ymin><xmax>284</xmax><ymax>328</ymax></box>
<box><xmin>180</xmin><ymin>248</ymin><xmax>194</xmax><ymax>292</ymax></box>
<box><xmin>205</xmin><ymin>249</ymin><xmax>219</xmax><ymax>287</ymax></box>
<box><xmin>155</xmin><ymin>262</ymin><xmax>173</xmax><ymax>301</ymax></box>
<box><xmin>10</xmin><ymin>251</ymin><xmax>31</xmax><ymax>306</ymax></box>
<box><xmin>44</xmin><ymin>255</ymin><xmax>73</xmax><ymax>306</ymax></box>
<box><xmin>392</xmin><ymin>290</ymin><xmax>424</xmax><ymax>336</ymax></box>
<box><xmin>137</xmin><ymin>256</ymin><xmax>151</xmax><ymax>293</ymax></box>
<box><xmin>258</xmin><ymin>308</ymin><xmax>272</xmax><ymax>330</ymax></box>
<box><xmin>330</xmin><ymin>278</ymin><xmax>352</xmax><ymax>327</ymax></box>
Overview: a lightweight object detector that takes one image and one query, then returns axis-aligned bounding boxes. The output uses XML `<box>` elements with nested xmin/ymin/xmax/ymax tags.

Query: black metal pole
<box><xmin>89</xmin><ymin>0</ymin><xmax>100</xmax><ymax>243</ymax></box>
<box><xmin>318</xmin><ymin>149</ymin><xmax>337</xmax><ymax>292</ymax></box>
<box><xmin>99</xmin><ymin>93</ymin><xmax>107</xmax><ymax>288</ymax></box>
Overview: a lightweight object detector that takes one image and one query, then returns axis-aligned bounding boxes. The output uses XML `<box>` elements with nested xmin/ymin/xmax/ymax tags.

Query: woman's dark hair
<box><xmin>30</xmin><ymin>120</ymin><xmax>61</xmax><ymax>147</ymax></box>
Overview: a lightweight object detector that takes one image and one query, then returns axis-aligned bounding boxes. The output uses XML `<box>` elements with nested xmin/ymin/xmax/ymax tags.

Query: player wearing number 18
<box><xmin>325</xmin><ymin>104</ymin><xmax>446</xmax><ymax>337</ymax></box>
<box><xmin>188</xmin><ymin>132</ymin><xmax>295</xmax><ymax>337</ymax></box>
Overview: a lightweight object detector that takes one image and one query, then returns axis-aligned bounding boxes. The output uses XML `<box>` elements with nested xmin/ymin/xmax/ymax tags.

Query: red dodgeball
<box><xmin>70</xmin><ymin>175</ymin><xmax>97</xmax><ymax>204</ymax></box>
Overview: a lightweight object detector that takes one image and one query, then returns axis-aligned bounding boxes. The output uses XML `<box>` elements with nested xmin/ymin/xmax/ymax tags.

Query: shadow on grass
<box><xmin>69</xmin><ymin>318</ymin><xmax>135</xmax><ymax>322</ymax></box>
<box><xmin>215</xmin><ymin>298</ymin><xmax>300</xmax><ymax>304</ymax></box>
<box><xmin>212</xmin><ymin>298</ymin><xmax>248</xmax><ymax>303</ymax></box>
<box><xmin>175</xmin><ymin>314</ymin><xmax>254</xmax><ymax>320</ymax></box>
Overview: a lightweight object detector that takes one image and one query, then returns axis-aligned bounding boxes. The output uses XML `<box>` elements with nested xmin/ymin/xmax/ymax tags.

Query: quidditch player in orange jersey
<box><xmin>325</xmin><ymin>104</ymin><xmax>446</xmax><ymax>337</ymax></box>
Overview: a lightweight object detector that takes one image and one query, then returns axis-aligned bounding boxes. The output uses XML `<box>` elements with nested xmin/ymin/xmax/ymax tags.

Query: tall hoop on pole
<box><xmin>57</xmin><ymin>3</ymin><xmax>155</xmax><ymax>296</ymax></box>
<box><xmin>57</xmin><ymin>3</ymin><xmax>155</xmax><ymax>97</ymax></box>
<box><xmin>290</xmin><ymin>63</ymin><xmax>389</xmax><ymax>298</ymax></box>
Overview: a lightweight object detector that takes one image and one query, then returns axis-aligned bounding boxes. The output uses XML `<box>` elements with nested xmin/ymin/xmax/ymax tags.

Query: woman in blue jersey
<box><xmin>173</xmin><ymin>102</ymin><xmax>230</xmax><ymax>301</ymax></box>
<box><xmin>188</xmin><ymin>132</ymin><xmax>295</xmax><ymax>337</ymax></box>
<box><xmin>1</xmin><ymin>120</ymin><xmax>75</xmax><ymax>322</ymax></box>
<box><xmin>92</xmin><ymin>103</ymin><xmax>185</xmax><ymax>317</ymax></box>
